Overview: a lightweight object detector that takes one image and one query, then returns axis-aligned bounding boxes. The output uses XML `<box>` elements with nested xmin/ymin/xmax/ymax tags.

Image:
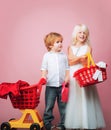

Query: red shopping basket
<box><xmin>9</xmin><ymin>84</ymin><xmax>41</xmax><ymax>109</ymax></box>
<box><xmin>74</xmin><ymin>65</ymin><xmax>107</xmax><ymax>87</ymax></box>
<box><xmin>73</xmin><ymin>52</ymin><xmax>107</xmax><ymax>87</ymax></box>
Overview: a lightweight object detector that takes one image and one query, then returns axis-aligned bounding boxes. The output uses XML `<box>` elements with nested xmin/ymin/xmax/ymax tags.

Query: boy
<box><xmin>40</xmin><ymin>32</ymin><xmax>69</xmax><ymax>130</ymax></box>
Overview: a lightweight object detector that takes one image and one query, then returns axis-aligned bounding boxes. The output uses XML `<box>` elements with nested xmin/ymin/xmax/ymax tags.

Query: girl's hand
<box><xmin>80</xmin><ymin>55</ymin><xmax>87</xmax><ymax>66</ymax></box>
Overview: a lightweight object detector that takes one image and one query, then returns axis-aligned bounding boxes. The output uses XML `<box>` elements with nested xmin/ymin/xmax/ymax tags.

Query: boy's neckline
<box><xmin>50</xmin><ymin>51</ymin><xmax>63</xmax><ymax>53</ymax></box>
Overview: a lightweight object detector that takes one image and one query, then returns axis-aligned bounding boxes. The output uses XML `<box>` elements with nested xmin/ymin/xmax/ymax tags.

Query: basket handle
<box><xmin>86</xmin><ymin>52</ymin><xmax>95</xmax><ymax>67</ymax></box>
<box><xmin>20</xmin><ymin>84</ymin><xmax>37</xmax><ymax>90</ymax></box>
<box><xmin>19</xmin><ymin>83</ymin><xmax>43</xmax><ymax>96</ymax></box>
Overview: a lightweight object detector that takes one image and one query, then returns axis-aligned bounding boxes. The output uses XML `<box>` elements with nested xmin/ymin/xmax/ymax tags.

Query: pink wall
<box><xmin>0</xmin><ymin>0</ymin><xmax>111</xmax><ymax>129</ymax></box>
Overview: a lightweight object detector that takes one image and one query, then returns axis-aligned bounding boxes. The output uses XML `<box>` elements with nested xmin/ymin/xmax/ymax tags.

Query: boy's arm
<box><xmin>38</xmin><ymin>54</ymin><xmax>48</xmax><ymax>85</ymax></box>
<box><xmin>64</xmin><ymin>70</ymin><xmax>70</xmax><ymax>83</ymax></box>
<box><xmin>37</xmin><ymin>70</ymin><xmax>47</xmax><ymax>86</ymax></box>
<box><xmin>41</xmin><ymin>70</ymin><xmax>47</xmax><ymax>79</ymax></box>
<box><xmin>64</xmin><ymin>53</ymin><xmax>70</xmax><ymax>83</ymax></box>
<box><xmin>41</xmin><ymin>53</ymin><xmax>48</xmax><ymax>79</ymax></box>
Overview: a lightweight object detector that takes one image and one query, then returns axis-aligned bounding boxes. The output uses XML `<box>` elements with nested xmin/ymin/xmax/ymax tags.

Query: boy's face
<box><xmin>51</xmin><ymin>38</ymin><xmax>63</xmax><ymax>52</ymax></box>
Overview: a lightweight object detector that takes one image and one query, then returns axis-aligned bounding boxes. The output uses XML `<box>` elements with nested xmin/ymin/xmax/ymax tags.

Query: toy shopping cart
<box><xmin>1</xmin><ymin>83</ymin><xmax>44</xmax><ymax>130</ymax></box>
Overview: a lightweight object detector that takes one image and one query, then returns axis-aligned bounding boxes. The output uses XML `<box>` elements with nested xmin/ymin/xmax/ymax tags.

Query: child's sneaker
<box><xmin>51</xmin><ymin>125</ymin><xmax>56</xmax><ymax>129</ymax></box>
<box><xmin>56</xmin><ymin>124</ymin><xmax>65</xmax><ymax>130</ymax></box>
<box><xmin>45</xmin><ymin>124</ymin><xmax>55</xmax><ymax>130</ymax></box>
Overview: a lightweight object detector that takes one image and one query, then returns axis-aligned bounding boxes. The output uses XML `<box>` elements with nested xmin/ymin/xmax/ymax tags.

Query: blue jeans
<box><xmin>43</xmin><ymin>86</ymin><xmax>66</xmax><ymax>126</ymax></box>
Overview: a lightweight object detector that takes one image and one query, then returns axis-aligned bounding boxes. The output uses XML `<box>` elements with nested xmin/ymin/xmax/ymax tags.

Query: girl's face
<box><xmin>76</xmin><ymin>31</ymin><xmax>87</xmax><ymax>43</ymax></box>
<box><xmin>51</xmin><ymin>38</ymin><xmax>63</xmax><ymax>52</ymax></box>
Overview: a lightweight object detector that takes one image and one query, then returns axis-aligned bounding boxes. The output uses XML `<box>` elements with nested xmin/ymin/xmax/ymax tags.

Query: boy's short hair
<box><xmin>44</xmin><ymin>32</ymin><xmax>63</xmax><ymax>51</ymax></box>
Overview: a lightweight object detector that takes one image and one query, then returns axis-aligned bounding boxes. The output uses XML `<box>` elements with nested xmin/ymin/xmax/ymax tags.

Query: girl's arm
<box><xmin>68</xmin><ymin>46</ymin><xmax>83</xmax><ymax>66</ymax></box>
<box><xmin>68</xmin><ymin>46</ymin><xmax>92</xmax><ymax>66</ymax></box>
<box><xmin>87</xmin><ymin>46</ymin><xmax>92</xmax><ymax>54</ymax></box>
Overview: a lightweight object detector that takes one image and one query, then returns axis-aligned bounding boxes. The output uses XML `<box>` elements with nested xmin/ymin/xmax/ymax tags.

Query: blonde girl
<box><xmin>64</xmin><ymin>24</ymin><xmax>106</xmax><ymax>130</ymax></box>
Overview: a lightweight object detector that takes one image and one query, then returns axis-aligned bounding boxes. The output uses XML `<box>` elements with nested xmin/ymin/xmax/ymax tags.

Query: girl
<box><xmin>64</xmin><ymin>24</ymin><xmax>105</xmax><ymax>130</ymax></box>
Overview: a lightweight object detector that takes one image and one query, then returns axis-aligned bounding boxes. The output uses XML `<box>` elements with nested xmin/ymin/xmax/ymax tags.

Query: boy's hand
<box><xmin>37</xmin><ymin>78</ymin><xmax>47</xmax><ymax>86</ymax></box>
<box><xmin>61</xmin><ymin>82</ymin><xmax>69</xmax><ymax>103</ymax></box>
<box><xmin>62</xmin><ymin>82</ymin><xmax>69</xmax><ymax>88</ymax></box>
<box><xmin>37</xmin><ymin>78</ymin><xmax>47</xmax><ymax>96</ymax></box>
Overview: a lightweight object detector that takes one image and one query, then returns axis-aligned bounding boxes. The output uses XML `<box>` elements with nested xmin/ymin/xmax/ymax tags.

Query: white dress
<box><xmin>65</xmin><ymin>45</ymin><xmax>105</xmax><ymax>129</ymax></box>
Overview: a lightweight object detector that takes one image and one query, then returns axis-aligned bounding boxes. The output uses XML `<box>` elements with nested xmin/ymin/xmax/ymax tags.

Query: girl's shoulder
<box><xmin>87</xmin><ymin>45</ymin><xmax>92</xmax><ymax>53</ymax></box>
<box><xmin>68</xmin><ymin>44</ymin><xmax>81</xmax><ymax>50</ymax></box>
<box><xmin>69</xmin><ymin>44</ymin><xmax>91</xmax><ymax>52</ymax></box>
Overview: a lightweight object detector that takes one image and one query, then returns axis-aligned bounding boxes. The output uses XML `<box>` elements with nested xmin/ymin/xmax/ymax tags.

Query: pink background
<box><xmin>0</xmin><ymin>0</ymin><xmax>111</xmax><ymax>129</ymax></box>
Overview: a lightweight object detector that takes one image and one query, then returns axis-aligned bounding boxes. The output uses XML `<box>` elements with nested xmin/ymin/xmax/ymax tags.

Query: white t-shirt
<box><xmin>41</xmin><ymin>51</ymin><xmax>69</xmax><ymax>87</ymax></box>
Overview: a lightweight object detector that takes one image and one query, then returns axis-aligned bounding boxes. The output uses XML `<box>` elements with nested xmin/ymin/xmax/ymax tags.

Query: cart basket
<box><xmin>9</xmin><ymin>84</ymin><xmax>41</xmax><ymax>109</ymax></box>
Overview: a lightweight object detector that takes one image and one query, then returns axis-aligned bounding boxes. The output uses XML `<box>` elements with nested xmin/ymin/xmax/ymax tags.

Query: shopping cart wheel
<box><xmin>30</xmin><ymin>123</ymin><xmax>40</xmax><ymax>130</ymax></box>
<box><xmin>1</xmin><ymin>122</ymin><xmax>11</xmax><ymax>130</ymax></box>
<box><xmin>40</xmin><ymin>127</ymin><xmax>44</xmax><ymax>130</ymax></box>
